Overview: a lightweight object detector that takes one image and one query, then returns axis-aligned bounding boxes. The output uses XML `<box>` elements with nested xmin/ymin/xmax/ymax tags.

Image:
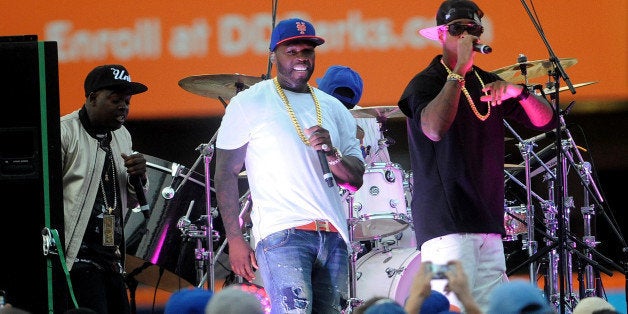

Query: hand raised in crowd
<box><xmin>404</xmin><ymin>261</ymin><xmax>437</xmax><ymax>314</ymax></box>
<box><xmin>443</xmin><ymin>260</ymin><xmax>483</xmax><ymax>314</ymax></box>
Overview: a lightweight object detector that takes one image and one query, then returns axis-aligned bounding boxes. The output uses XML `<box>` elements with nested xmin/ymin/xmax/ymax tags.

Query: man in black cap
<box><xmin>398</xmin><ymin>0</ymin><xmax>556</xmax><ymax>311</ymax></box>
<box><xmin>60</xmin><ymin>64</ymin><xmax>149</xmax><ymax>313</ymax></box>
<box><xmin>214</xmin><ymin>18</ymin><xmax>365</xmax><ymax>313</ymax></box>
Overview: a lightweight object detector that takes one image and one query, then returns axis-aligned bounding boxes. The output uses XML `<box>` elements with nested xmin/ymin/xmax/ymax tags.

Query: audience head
<box><xmin>316</xmin><ymin>65</ymin><xmax>364</xmax><ymax>109</ymax></box>
<box><xmin>164</xmin><ymin>288</ymin><xmax>213</xmax><ymax>314</ymax></box>
<box><xmin>486</xmin><ymin>280</ymin><xmax>553</xmax><ymax>314</ymax></box>
<box><xmin>362</xmin><ymin>298</ymin><xmax>406</xmax><ymax>314</ymax></box>
<box><xmin>205</xmin><ymin>285</ymin><xmax>264</xmax><ymax>314</ymax></box>
<box><xmin>419</xmin><ymin>290</ymin><xmax>458</xmax><ymax>313</ymax></box>
<box><xmin>573</xmin><ymin>296</ymin><xmax>617</xmax><ymax>314</ymax></box>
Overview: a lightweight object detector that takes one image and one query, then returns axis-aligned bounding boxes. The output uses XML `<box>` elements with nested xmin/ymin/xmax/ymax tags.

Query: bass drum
<box><xmin>356</xmin><ymin>247</ymin><xmax>421</xmax><ymax>305</ymax></box>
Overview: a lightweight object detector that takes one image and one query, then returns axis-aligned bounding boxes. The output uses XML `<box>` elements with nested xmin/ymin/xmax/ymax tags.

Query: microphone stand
<box><xmin>519</xmin><ymin>1</ymin><xmax>577</xmax><ymax>312</ymax></box>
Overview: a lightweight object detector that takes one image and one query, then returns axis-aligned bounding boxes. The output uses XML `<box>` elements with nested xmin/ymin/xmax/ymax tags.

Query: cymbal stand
<box><xmin>346</xmin><ymin>191</ymin><xmax>364</xmax><ymax>312</ymax></box>
<box><xmin>504</xmin><ymin>119</ymin><xmax>546</xmax><ymax>282</ymax></box>
<box><xmin>202</xmin><ymin>189</ymin><xmax>253</xmax><ymax>287</ymax></box>
<box><xmin>556</xmin><ymin>117</ymin><xmax>608</xmax><ymax>299</ymax></box>
<box><xmin>365</xmin><ymin>115</ymin><xmax>390</xmax><ymax>165</ymax></box>
<box><xmin>174</xmin><ymin>128</ymin><xmax>220</xmax><ymax>290</ymax></box>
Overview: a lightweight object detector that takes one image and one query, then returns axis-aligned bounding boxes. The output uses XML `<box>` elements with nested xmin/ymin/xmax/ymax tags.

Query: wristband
<box><xmin>516</xmin><ymin>84</ymin><xmax>531</xmax><ymax>101</ymax></box>
<box><xmin>327</xmin><ymin>147</ymin><xmax>343</xmax><ymax>166</ymax></box>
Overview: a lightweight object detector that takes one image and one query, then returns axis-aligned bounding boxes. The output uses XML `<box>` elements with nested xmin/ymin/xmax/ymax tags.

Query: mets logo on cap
<box><xmin>269</xmin><ymin>18</ymin><xmax>325</xmax><ymax>51</ymax></box>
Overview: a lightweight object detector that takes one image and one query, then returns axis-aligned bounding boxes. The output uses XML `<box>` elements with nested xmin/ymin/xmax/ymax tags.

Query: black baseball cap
<box><xmin>419</xmin><ymin>0</ymin><xmax>484</xmax><ymax>41</ymax></box>
<box><xmin>84</xmin><ymin>64</ymin><xmax>148</xmax><ymax>97</ymax></box>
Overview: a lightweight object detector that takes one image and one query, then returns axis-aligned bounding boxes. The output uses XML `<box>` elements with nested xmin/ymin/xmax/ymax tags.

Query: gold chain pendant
<box><xmin>273</xmin><ymin>77</ymin><xmax>323</xmax><ymax>145</ymax></box>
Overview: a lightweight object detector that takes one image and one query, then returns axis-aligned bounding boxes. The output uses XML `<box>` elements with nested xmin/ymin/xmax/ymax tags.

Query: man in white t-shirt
<box><xmin>214</xmin><ymin>18</ymin><xmax>365</xmax><ymax>313</ymax></box>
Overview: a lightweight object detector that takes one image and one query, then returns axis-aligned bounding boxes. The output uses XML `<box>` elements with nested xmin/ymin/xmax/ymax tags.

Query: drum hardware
<box><xmin>346</xmin><ymin>191</ymin><xmax>365</xmax><ymax>311</ymax></box>
<box><xmin>350</xmin><ymin>105</ymin><xmax>404</xmax><ymax>165</ymax></box>
<box><xmin>504</xmin><ymin>109</ymin><xmax>621</xmax><ymax>312</ymax></box>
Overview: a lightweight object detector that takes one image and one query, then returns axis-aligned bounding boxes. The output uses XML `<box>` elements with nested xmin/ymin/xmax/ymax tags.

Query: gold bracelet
<box><xmin>447</xmin><ymin>73</ymin><xmax>465</xmax><ymax>83</ymax></box>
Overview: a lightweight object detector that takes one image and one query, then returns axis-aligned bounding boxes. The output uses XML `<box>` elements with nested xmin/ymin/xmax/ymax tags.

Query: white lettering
<box><xmin>44</xmin><ymin>18</ymin><xmax>162</xmax><ymax>63</ymax></box>
<box><xmin>169</xmin><ymin>19</ymin><xmax>210</xmax><ymax>59</ymax></box>
<box><xmin>43</xmin><ymin>14</ymin><xmax>493</xmax><ymax>62</ymax></box>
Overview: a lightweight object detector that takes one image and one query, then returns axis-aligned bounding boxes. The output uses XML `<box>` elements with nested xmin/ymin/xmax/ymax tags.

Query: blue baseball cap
<box><xmin>364</xmin><ymin>299</ymin><xmax>406</xmax><ymax>314</ymax></box>
<box><xmin>269</xmin><ymin>18</ymin><xmax>325</xmax><ymax>51</ymax></box>
<box><xmin>164</xmin><ymin>288</ymin><xmax>213</xmax><ymax>314</ymax></box>
<box><xmin>316</xmin><ymin>65</ymin><xmax>363</xmax><ymax>109</ymax></box>
<box><xmin>487</xmin><ymin>280</ymin><xmax>553</xmax><ymax>314</ymax></box>
<box><xmin>420</xmin><ymin>290</ymin><xmax>451</xmax><ymax>313</ymax></box>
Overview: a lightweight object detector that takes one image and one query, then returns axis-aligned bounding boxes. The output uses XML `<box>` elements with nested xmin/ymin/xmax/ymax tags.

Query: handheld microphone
<box><xmin>473</xmin><ymin>43</ymin><xmax>492</xmax><ymax>54</ymax></box>
<box><xmin>317</xmin><ymin>150</ymin><xmax>334</xmax><ymax>187</ymax></box>
<box><xmin>130</xmin><ymin>175</ymin><xmax>150</xmax><ymax>219</ymax></box>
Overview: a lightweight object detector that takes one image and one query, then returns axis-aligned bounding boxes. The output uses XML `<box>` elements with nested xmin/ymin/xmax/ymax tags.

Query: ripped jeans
<box><xmin>255</xmin><ymin>228</ymin><xmax>349</xmax><ymax>314</ymax></box>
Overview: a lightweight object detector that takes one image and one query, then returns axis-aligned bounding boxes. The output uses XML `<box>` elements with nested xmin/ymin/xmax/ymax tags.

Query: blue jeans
<box><xmin>255</xmin><ymin>228</ymin><xmax>349</xmax><ymax>314</ymax></box>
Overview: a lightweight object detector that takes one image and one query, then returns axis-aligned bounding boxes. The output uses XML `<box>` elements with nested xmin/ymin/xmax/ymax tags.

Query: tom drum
<box><xmin>351</xmin><ymin>162</ymin><xmax>411</xmax><ymax>241</ymax></box>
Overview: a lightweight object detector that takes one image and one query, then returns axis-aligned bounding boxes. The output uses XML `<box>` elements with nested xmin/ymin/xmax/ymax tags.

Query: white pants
<box><xmin>421</xmin><ymin>233</ymin><xmax>508</xmax><ymax>313</ymax></box>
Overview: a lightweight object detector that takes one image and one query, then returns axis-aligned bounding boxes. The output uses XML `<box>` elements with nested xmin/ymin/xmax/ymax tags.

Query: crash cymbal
<box><xmin>542</xmin><ymin>81</ymin><xmax>598</xmax><ymax>94</ymax></box>
<box><xmin>350</xmin><ymin>106</ymin><xmax>406</xmax><ymax>119</ymax></box>
<box><xmin>504</xmin><ymin>163</ymin><xmax>524</xmax><ymax>169</ymax></box>
<box><xmin>492</xmin><ymin>58</ymin><xmax>578</xmax><ymax>83</ymax></box>
<box><xmin>178</xmin><ymin>74</ymin><xmax>263</xmax><ymax>100</ymax></box>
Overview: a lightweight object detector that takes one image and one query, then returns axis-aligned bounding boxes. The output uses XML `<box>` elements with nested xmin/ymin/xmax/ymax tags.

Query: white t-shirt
<box><xmin>216</xmin><ymin>79</ymin><xmax>363</xmax><ymax>246</ymax></box>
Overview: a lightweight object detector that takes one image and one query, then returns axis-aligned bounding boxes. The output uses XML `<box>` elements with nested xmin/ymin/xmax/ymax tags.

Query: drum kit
<box><xmin>122</xmin><ymin>54</ymin><xmax>613</xmax><ymax>313</ymax></box>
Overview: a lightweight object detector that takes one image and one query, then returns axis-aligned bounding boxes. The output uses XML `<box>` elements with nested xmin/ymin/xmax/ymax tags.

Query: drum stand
<box><xmin>504</xmin><ymin>113</ymin><xmax>623</xmax><ymax>312</ymax></box>
<box><xmin>172</xmin><ymin>129</ymin><xmax>220</xmax><ymax>290</ymax></box>
<box><xmin>345</xmin><ymin>192</ymin><xmax>365</xmax><ymax>312</ymax></box>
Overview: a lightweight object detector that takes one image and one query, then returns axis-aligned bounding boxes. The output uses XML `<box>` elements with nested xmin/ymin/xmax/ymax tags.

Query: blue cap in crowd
<box><xmin>487</xmin><ymin>280</ymin><xmax>553</xmax><ymax>314</ymax></box>
<box><xmin>164</xmin><ymin>288</ymin><xmax>213</xmax><ymax>314</ymax></box>
<box><xmin>316</xmin><ymin>65</ymin><xmax>363</xmax><ymax>109</ymax></box>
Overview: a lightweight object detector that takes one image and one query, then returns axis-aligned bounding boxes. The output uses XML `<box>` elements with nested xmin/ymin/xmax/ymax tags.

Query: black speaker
<box><xmin>0</xmin><ymin>35</ymin><xmax>64</xmax><ymax>313</ymax></box>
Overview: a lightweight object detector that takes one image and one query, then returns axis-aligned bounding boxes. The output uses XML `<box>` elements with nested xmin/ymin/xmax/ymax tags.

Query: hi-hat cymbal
<box><xmin>492</xmin><ymin>58</ymin><xmax>578</xmax><ymax>83</ymax></box>
<box><xmin>350</xmin><ymin>106</ymin><xmax>406</xmax><ymax>120</ymax></box>
<box><xmin>178</xmin><ymin>74</ymin><xmax>263</xmax><ymax>100</ymax></box>
<box><xmin>542</xmin><ymin>81</ymin><xmax>598</xmax><ymax>94</ymax></box>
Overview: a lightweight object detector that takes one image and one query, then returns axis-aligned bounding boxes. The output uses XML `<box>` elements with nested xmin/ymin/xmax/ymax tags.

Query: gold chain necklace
<box><xmin>273</xmin><ymin>77</ymin><xmax>322</xmax><ymax>145</ymax></box>
<box><xmin>100</xmin><ymin>148</ymin><xmax>118</xmax><ymax>214</ymax></box>
<box><xmin>440</xmin><ymin>58</ymin><xmax>490</xmax><ymax>121</ymax></box>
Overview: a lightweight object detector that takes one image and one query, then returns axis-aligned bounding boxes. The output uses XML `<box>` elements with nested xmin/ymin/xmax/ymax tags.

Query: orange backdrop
<box><xmin>1</xmin><ymin>0</ymin><xmax>626</xmax><ymax>119</ymax></box>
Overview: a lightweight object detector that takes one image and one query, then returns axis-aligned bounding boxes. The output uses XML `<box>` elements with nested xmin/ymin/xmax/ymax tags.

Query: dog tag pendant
<box><xmin>103</xmin><ymin>212</ymin><xmax>115</xmax><ymax>246</ymax></box>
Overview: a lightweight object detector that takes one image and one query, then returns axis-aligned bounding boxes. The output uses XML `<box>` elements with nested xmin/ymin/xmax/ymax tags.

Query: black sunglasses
<box><xmin>443</xmin><ymin>22</ymin><xmax>484</xmax><ymax>37</ymax></box>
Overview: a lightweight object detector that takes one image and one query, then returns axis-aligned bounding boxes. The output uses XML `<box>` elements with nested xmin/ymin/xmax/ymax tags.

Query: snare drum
<box><xmin>356</xmin><ymin>247</ymin><xmax>421</xmax><ymax>305</ymax></box>
<box><xmin>351</xmin><ymin>162</ymin><xmax>411</xmax><ymax>241</ymax></box>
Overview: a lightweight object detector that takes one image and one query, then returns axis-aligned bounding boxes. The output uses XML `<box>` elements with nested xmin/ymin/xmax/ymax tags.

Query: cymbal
<box><xmin>350</xmin><ymin>106</ymin><xmax>406</xmax><ymax>120</ymax></box>
<box><xmin>178</xmin><ymin>74</ymin><xmax>263</xmax><ymax>100</ymax></box>
<box><xmin>504</xmin><ymin>163</ymin><xmax>524</xmax><ymax>169</ymax></box>
<box><xmin>542</xmin><ymin>81</ymin><xmax>598</xmax><ymax>94</ymax></box>
<box><xmin>492</xmin><ymin>58</ymin><xmax>578</xmax><ymax>83</ymax></box>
